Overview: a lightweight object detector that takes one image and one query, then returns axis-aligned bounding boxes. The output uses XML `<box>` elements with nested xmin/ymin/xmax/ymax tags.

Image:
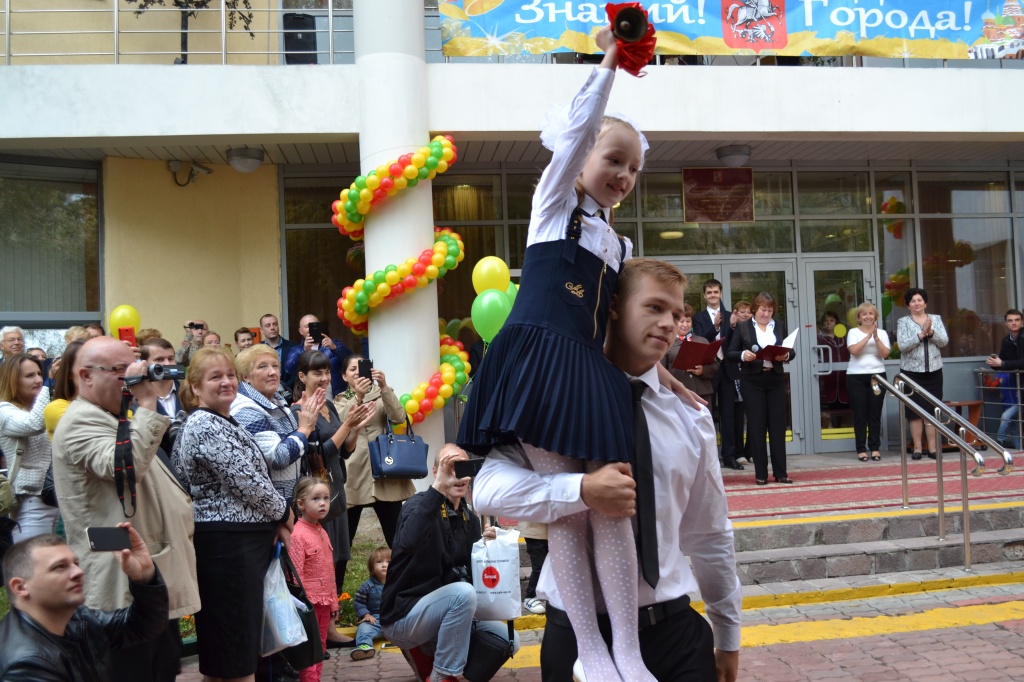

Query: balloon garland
<box><xmin>336</xmin><ymin>228</ymin><xmax>465</xmax><ymax>335</ymax></box>
<box><xmin>331</xmin><ymin>135</ymin><xmax>458</xmax><ymax>240</ymax></box>
<box><xmin>333</xmin><ymin>136</ymin><xmax>469</xmax><ymax>424</ymax></box>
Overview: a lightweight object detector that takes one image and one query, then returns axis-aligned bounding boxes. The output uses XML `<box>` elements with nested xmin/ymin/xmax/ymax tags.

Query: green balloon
<box><xmin>425</xmin><ymin>156</ymin><xmax>439</xmax><ymax>170</ymax></box>
<box><xmin>348</xmin><ymin>189</ymin><xmax>360</xmax><ymax>202</ymax></box>
<box><xmin>373</xmin><ymin>270</ymin><xmax>386</xmax><ymax>285</ymax></box>
<box><xmin>505</xmin><ymin>281</ymin><xmax>518</xmax><ymax>306</ymax></box>
<box><xmin>445</xmin><ymin>319</ymin><xmax>462</xmax><ymax>339</ymax></box>
<box><xmin>399</xmin><ymin>393</ymin><xmax>412</xmax><ymax>405</ymax></box>
<box><xmin>385</xmin><ymin>264</ymin><xmax>397</xmax><ymax>273</ymax></box>
<box><xmin>407</xmin><ymin>177</ymin><xmax>419</xmax><ymax>188</ymax></box>
<box><xmin>471</xmin><ymin>288</ymin><xmax>513</xmax><ymax>343</ymax></box>
<box><xmin>455</xmin><ymin>371</ymin><xmax>467</xmax><ymax>385</ymax></box>
<box><xmin>354</xmin><ymin>176</ymin><xmax>367</xmax><ymax>190</ymax></box>
<box><xmin>355</xmin><ymin>291</ymin><xmax>369</xmax><ymax>305</ymax></box>
<box><xmin>362</xmin><ymin>280</ymin><xmax>376</xmax><ymax>294</ymax></box>
<box><xmin>418</xmin><ymin>167</ymin><xmax>430</xmax><ymax>180</ymax></box>
<box><xmin>445</xmin><ymin>255</ymin><xmax>457</xmax><ymax>269</ymax></box>
<box><xmin>881</xmin><ymin>294</ymin><xmax>893</xmax><ymax>318</ymax></box>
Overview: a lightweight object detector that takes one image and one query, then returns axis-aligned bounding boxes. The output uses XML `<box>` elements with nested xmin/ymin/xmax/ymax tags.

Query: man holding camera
<box><xmin>139</xmin><ymin>337</ymin><xmax>186</xmax><ymax>455</ymax></box>
<box><xmin>175</xmin><ymin>319</ymin><xmax>208</xmax><ymax>366</ymax></box>
<box><xmin>51</xmin><ymin>336</ymin><xmax>199</xmax><ymax>682</ymax></box>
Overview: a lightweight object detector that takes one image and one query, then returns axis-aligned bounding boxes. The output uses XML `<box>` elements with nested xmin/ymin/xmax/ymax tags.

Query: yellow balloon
<box><xmin>397</xmin><ymin>264</ymin><xmax>411</xmax><ymax>278</ymax></box>
<box><xmin>365</xmin><ymin>175</ymin><xmax>380</xmax><ymax>190</ymax></box>
<box><xmin>376</xmin><ymin>165</ymin><xmax>389</xmax><ymax>178</ymax></box>
<box><xmin>385</xmin><ymin>271</ymin><xmax>400</xmax><ymax>286</ymax></box>
<box><xmin>425</xmin><ymin>265</ymin><xmax>439</xmax><ymax>279</ymax></box>
<box><xmin>394</xmin><ymin>176</ymin><xmax>408</xmax><ymax>190</ymax></box>
<box><xmin>432</xmin><ymin>396</ymin><xmax>445</xmax><ymax>410</ymax></box>
<box><xmin>437</xmin><ymin>159</ymin><xmax>449</xmax><ymax>173</ymax></box>
<box><xmin>109</xmin><ymin>304</ymin><xmax>141</xmax><ymax>334</ymax></box>
<box><xmin>440</xmin><ymin>363</ymin><xmax>455</xmax><ymax>374</ymax></box>
<box><xmin>417</xmin><ymin>276</ymin><xmax>429</xmax><ymax>288</ymax></box>
<box><xmin>411</xmin><ymin>153</ymin><xmax>426</xmax><ymax>169</ymax></box>
<box><xmin>834</xmin><ymin>323</ymin><xmax>848</xmax><ymax>338</ymax></box>
<box><xmin>405</xmin><ymin>400</ymin><xmax>419</xmax><ymax>415</ymax></box>
<box><xmin>412</xmin><ymin>388</ymin><xmax>425</xmax><ymax>402</ymax></box>
<box><xmin>438</xmin><ymin>384</ymin><xmax>453</xmax><ymax>398</ymax></box>
<box><xmin>359</xmin><ymin>188</ymin><xmax>372</xmax><ymax>202</ymax></box>
<box><xmin>438</xmin><ymin>318</ymin><xmax>446</xmax><ymax>334</ymax></box>
<box><xmin>369</xmin><ymin>292</ymin><xmax>383</xmax><ymax>306</ymax></box>
<box><xmin>472</xmin><ymin>256</ymin><xmax>511</xmax><ymax>295</ymax></box>
<box><xmin>846</xmin><ymin>307</ymin><xmax>859</xmax><ymax>328</ymax></box>
<box><xmin>442</xmin><ymin>371</ymin><xmax>456</xmax><ymax>385</ymax></box>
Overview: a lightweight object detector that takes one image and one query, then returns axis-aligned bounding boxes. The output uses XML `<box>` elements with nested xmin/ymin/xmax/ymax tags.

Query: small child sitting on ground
<box><xmin>351</xmin><ymin>546</ymin><xmax>391</xmax><ymax>661</ymax></box>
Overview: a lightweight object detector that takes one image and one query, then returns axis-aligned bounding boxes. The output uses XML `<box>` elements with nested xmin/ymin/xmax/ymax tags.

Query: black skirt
<box><xmin>193</xmin><ymin>526</ymin><xmax>277</xmax><ymax>678</ymax></box>
<box><xmin>902</xmin><ymin>369</ymin><xmax>943</xmax><ymax>421</ymax></box>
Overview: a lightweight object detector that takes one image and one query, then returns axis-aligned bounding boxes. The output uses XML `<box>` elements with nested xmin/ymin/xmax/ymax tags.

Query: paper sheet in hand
<box><xmin>754</xmin><ymin>327</ymin><xmax>798</xmax><ymax>360</ymax></box>
<box><xmin>672</xmin><ymin>338</ymin><xmax>723</xmax><ymax>371</ymax></box>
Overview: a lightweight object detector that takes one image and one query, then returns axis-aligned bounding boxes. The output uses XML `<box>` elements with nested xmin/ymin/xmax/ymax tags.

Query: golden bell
<box><xmin>613</xmin><ymin>7</ymin><xmax>648</xmax><ymax>43</ymax></box>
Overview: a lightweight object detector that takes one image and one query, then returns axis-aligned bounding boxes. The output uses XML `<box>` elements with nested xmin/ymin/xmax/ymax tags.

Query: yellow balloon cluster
<box><xmin>396</xmin><ymin>335</ymin><xmax>473</xmax><ymax>424</ymax></box>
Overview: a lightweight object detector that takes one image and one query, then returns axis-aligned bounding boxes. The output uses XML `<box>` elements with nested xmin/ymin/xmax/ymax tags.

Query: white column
<box><xmin>353</xmin><ymin>0</ymin><xmax>442</xmax><ymax>483</ymax></box>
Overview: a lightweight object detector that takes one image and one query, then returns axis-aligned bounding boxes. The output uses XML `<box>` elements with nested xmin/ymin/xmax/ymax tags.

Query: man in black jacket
<box><xmin>986</xmin><ymin>309</ymin><xmax>1024</xmax><ymax>443</ymax></box>
<box><xmin>381</xmin><ymin>444</ymin><xmax>519</xmax><ymax>682</ymax></box>
<box><xmin>0</xmin><ymin>523</ymin><xmax>169</xmax><ymax>682</ymax></box>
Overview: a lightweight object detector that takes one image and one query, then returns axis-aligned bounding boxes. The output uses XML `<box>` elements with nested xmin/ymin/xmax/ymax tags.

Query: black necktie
<box><xmin>630</xmin><ymin>378</ymin><xmax>659</xmax><ymax>588</ymax></box>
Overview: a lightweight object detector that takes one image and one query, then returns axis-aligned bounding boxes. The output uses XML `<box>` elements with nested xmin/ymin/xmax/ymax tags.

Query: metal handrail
<box><xmin>871</xmin><ymin>373</ymin><xmax>994</xmax><ymax>570</ymax></box>
<box><xmin>899</xmin><ymin>372</ymin><xmax>1014</xmax><ymax>476</ymax></box>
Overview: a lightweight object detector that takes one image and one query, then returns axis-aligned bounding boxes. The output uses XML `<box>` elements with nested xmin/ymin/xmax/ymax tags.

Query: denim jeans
<box><xmin>356</xmin><ymin>619</ymin><xmax>382</xmax><ymax>648</ymax></box>
<box><xmin>997</xmin><ymin>404</ymin><xmax>1020</xmax><ymax>448</ymax></box>
<box><xmin>382</xmin><ymin>582</ymin><xmax>521</xmax><ymax>678</ymax></box>
<box><xmin>11</xmin><ymin>495</ymin><xmax>58</xmax><ymax>543</ymax></box>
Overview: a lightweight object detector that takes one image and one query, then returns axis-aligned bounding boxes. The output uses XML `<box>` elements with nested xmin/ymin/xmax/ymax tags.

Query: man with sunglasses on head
<box><xmin>51</xmin><ymin>336</ymin><xmax>199</xmax><ymax>682</ymax></box>
<box><xmin>175</xmin><ymin>319</ymin><xmax>208</xmax><ymax>367</ymax></box>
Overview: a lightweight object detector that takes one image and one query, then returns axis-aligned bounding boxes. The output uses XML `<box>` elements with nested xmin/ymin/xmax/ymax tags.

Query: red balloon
<box><xmin>441</xmin><ymin>336</ymin><xmax>455</xmax><ymax>346</ymax></box>
<box><xmin>398</xmin><ymin>154</ymin><xmax>411</xmax><ymax>167</ymax></box>
<box><xmin>412</xmin><ymin>412</ymin><xmax>425</xmax><ymax>423</ymax></box>
<box><xmin>403</xmin><ymin>275</ymin><xmax>417</xmax><ymax>289</ymax></box>
<box><xmin>450</xmin><ymin>152</ymin><xmax>458</xmax><ymax>164</ymax></box>
<box><xmin>444</xmin><ymin>135</ymin><xmax>454</xmax><ymax>143</ymax></box>
<box><xmin>425</xmin><ymin>386</ymin><xmax>438</xmax><ymax>399</ymax></box>
<box><xmin>412</xmin><ymin>263</ymin><xmax>426</xmax><ymax>276</ymax></box>
<box><xmin>331</xmin><ymin>214</ymin><xmax>341</xmax><ymax>228</ymax></box>
<box><xmin>419</xmin><ymin>398</ymin><xmax>433</xmax><ymax>413</ymax></box>
<box><xmin>455</xmin><ymin>341</ymin><xmax>465</xmax><ymax>351</ymax></box>
<box><xmin>373</xmin><ymin>188</ymin><xmax>386</xmax><ymax>202</ymax></box>
<box><xmin>332</xmin><ymin>199</ymin><xmax>343</xmax><ymax>213</ymax></box>
<box><xmin>393</xmin><ymin>283</ymin><xmax>405</xmax><ymax>296</ymax></box>
<box><xmin>337</xmin><ymin>309</ymin><xmax>345</xmax><ymax>320</ymax></box>
<box><xmin>380</xmin><ymin>177</ymin><xmax>394</xmax><ymax>191</ymax></box>
<box><xmin>389</xmin><ymin>163</ymin><xmax>403</xmax><ymax>177</ymax></box>
<box><xmin>370</xmin><ymin>195</ymin><xmax>383</xmax><ymax>206</ymax></box>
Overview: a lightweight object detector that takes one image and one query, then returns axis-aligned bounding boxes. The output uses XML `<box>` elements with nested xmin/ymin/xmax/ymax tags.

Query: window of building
<box><xmin>919</xmin><ymin>217</ymin><xmax>1015</xmax><ymax>358</ymax></box>
<box><xmin>0</xmin><ymin>160</ymin><xmax>101</xmax><ymax>327</ymax></box>
<box><xmin>797</xmin><ymin>171</ymin><xmax>870</xmax><ymax>216</ymax></box>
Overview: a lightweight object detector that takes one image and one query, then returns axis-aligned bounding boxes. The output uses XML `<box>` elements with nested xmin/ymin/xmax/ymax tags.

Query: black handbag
<box><xmin>278</xmin><ymin>550</ymin><xmax>324</xmax><ymax>670</ymax></box>
<box><xmin>462</xmin><ymin>620</ymin><xmax>516</xmax><ymax>682</ymax></box>
<box><xmin>368</xmin><ymin>417</ymin><xmax>428</xmax><ymax>480</ymax></box>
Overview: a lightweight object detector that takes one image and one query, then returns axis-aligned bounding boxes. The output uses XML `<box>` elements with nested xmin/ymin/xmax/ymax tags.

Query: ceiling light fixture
<box><xmin>227</xmin><ymin>147</ymin><xmax>265</xmax><ymax>174</ymax></box>
<box><xmin>716</xmin><ymin>144</ymin><xmax>752</xmax><ymax>168</ymax></box>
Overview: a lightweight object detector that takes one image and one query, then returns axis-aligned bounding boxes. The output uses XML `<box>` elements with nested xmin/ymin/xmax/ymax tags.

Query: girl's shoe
<box><xmin>871</xmin><ymin>451</ymin><xmax>881</xmax><ymax>461</ymax></box>
<box><xmin>911</xmin><ymin>451</ymin><xmax>923</xmax><ymax>460</ymax></box>
<box><xmin>351</xmin><ymin>644</ymin><xmax>376</xmax><ymax>661</ymax></box>
<box><xmin>857</xmin><ymin>452</ymin><xmax>869</xmax><ymax>462</ymax></box>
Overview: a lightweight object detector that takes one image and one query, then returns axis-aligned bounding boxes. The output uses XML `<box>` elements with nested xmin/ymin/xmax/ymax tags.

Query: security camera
<box><xmin>192</xmin><ymin>163</ymin><xmax>213</xmax><ymax>175</ymax></box>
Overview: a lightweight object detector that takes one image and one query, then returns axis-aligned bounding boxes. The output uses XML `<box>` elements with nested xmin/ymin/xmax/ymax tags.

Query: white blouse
<box><xmin>527</xmin><ymin>68</ymin><xmax>633</xmax><ymax>272</ymax></box>
<box><xmin>754</xmin><ymin>319</ymin><xmax>777</xmax><ymax>368</ymax></box>
<box><xmin>847</xmin><ymin>327</ymin><xmax>890</xmax><ymax>375</ymax></box>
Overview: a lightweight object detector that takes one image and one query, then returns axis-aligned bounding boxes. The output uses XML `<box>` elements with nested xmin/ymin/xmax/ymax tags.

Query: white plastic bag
<box><xmin>261</xmin><ymin>555</ymin><xmax>308</xmax><ymax>656</ymax></box>
<box><xmin>471</xmin><ymin>527</ymin><xmax>521</xmax><ymax>621</ymax></box>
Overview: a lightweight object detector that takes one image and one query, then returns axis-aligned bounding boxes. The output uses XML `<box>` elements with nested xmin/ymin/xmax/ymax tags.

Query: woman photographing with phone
<box><xmin>846</xmin><ymin>303</ymin><xmax>891</xmax><ymax>462</ymax></box>
<box><xmin>334</xmin><ymin>355</ymin><xmax>413</xmax><ymax>582</ymax></box>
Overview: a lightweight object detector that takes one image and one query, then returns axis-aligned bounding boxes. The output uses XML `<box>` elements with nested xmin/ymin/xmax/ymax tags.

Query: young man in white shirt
<box><xmin>474</xmin><ymin>258</ymin><xmax>741</xmax><ymax>682</ymax></box>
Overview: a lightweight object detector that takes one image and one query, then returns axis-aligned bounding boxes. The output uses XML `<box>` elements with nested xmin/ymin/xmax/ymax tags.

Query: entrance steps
<box><xmin>733</xmin><ymin>502</ymin><xmax>1024</xmax><ymax>585</ymax></box>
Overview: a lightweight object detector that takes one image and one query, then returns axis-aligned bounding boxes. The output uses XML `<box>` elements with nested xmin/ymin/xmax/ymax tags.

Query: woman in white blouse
<box><xmin>846</xmin><ymin>303</ymin><xmax>891</xmax><ymax>462</ymax></box>
<box><xmin>0</xmin><ymin>353</ymin><xmax>56</xmax><ymax>541</ymax></box>
<box><xmin>896</xmin><ymin>288</ymin><xmax>949</xmax><ymax>459</ymax></box>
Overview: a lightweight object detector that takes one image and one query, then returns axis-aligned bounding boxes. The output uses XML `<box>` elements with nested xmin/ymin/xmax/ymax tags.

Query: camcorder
<box><xmin>124</xmin><ymin>363</ymin><xmax>186</xmax><ymax>387</ymax></box>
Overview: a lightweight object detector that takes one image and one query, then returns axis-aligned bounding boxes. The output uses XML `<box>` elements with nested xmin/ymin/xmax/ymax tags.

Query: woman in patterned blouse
<box><xmin>896</xmin><ymin>288</ymin><xmax>949</xmax><ymax>459</ymax></box>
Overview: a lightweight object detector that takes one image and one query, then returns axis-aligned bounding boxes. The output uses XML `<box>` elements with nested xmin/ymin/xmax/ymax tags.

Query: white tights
<box><xmin>525</xmin><ymin>444</ymin><xmax>656</xmax><ymax>682</ymax></box>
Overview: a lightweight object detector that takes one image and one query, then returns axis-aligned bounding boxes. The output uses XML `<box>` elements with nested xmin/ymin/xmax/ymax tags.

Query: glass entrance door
<box><xmin>724</xmin><ymin>260</ymin><xmax>803</xmax><ymax>455</ymax></box>
<box><xmin>801</xmin><ymin>258</ymin><xmax>877</xmax><ymax>454</ymax></box>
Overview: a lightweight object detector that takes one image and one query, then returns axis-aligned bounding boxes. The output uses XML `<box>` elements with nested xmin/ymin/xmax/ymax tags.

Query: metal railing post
<box><xmin>5</xmin><ymin>0</ymin><xmax>10</xmax><ymax>65</ymax></box>
<box><xmin>959</xmin><ymin>425</ymin><xmax>972</xmax><ymax>570</ymax></box>
<box><xmin>934</xmin><ymin>404</ymin><xmax>945</xmax><ymax>540</ymax></box>
<box><xmin>327</xmin><ymin>0</ymin><xmax>334</xmax><ymax>64</ymax></box>
<box><xmin>897</xmin><ymin>379</ymin><xmax>909</xmax><ymax>508</ymax></box>
<box><xmin>112</xmin><ymin>0</ymin><xmax>119</xmax><ymax>63</ymax></box>
<box><xmin>220</xmin><ymin>0</ymin><xmax>226</xmax><ymax>64</ymax></box>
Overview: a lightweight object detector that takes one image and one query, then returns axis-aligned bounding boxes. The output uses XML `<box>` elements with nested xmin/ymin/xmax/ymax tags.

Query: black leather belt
<box><xmin>547</xmin><ymin>595</ymin><xmax>691</xmax><ymax>631</ymax></box>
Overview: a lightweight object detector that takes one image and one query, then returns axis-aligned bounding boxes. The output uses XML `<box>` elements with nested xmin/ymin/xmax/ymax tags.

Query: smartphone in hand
<box><xmin>453</xmin><ymin>458</ymin><xmax>485</xmax><ymax>479</ymax></box>
<box><xmin>118</xmin><ymin>326</ymin><xmax>137</xmax><ymax>347</ymax></box>
<box><xmin>358</xmin><ymin>358</ymin><xmax>373</xmax><ymax>381</ymax></box>
<box><xmin>307</xmin><ymin>322</ymin><xmax>324</xmax><ymax>344</ymax></box>
<box><xmin>87</xmin><ymin>527</ymin><xmax>131</xmax><ymax>552</ymax></box>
